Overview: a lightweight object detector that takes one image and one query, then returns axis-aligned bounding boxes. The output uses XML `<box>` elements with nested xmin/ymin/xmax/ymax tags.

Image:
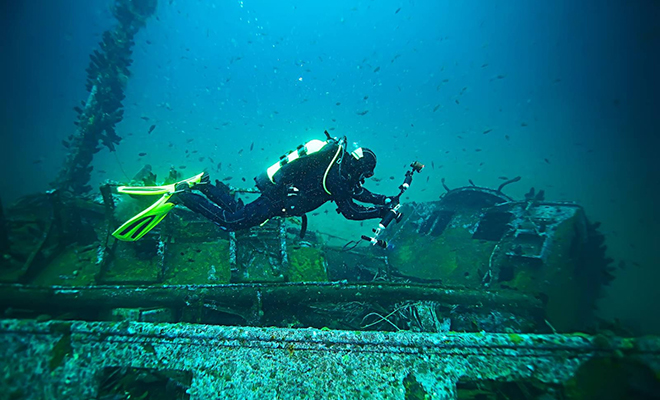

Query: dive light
<box><xmin>361</xmin><ymin>161</ymin><xmax>424</xmax><ymax>248</ymax></box>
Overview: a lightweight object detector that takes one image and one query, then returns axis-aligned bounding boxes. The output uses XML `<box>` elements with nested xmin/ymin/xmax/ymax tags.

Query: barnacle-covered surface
<box><xmin>1</xmin><ymin>319</ymin><xmax>659</xmax><ymax>400</ymax></box>
<box><xmin>52</xmin><ymin>0</ymin><xmax>157</xmax><ymax>194</ymax></box>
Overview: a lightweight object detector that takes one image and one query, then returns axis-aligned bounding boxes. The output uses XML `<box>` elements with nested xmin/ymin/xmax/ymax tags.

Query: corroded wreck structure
<box><xmin>3</xmin><ymin>170</ymin><xmax>659</xmax><ymax>399</ymax></box>
<box><xmin>2</xmin><ymin>0</ymin><xmax>659</xmax><ymax>399</ymax></box>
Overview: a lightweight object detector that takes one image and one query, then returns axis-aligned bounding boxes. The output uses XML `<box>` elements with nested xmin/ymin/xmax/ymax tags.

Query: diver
<box><xmin>112</xmin><ymin>132</ymin><xmax>400</xmax><ymax>241</ymax></box>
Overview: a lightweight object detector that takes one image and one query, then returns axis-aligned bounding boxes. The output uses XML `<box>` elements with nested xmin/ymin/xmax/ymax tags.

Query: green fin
<box><xmin>112</xmin><ymin>172</ymin><xmax>205</xmax><ymax>241</ymax></box>
<box><xmin>117</xmin><ymin>172</ymin><xmax>205</xmax><ymax>196</ymax></box>
<box><xmin>112</xmin><ymin>194</ymin><xmax>175</xmax><ymax>241</ymax></box>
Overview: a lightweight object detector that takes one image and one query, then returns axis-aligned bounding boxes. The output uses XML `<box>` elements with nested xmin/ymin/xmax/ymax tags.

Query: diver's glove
<box><xmin>384</xmin><ymin>195</ymin><xmax>400</xmax><ymax>206</ymax></box>
<box><xmin>377</xmin><ymin>206</ymin><xmax>391</xmax><ymax>219</ymax></box>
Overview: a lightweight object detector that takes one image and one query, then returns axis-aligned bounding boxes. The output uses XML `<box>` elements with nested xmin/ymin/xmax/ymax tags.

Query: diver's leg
<box><xmin>178</xmin><ymin>193</ymin><xmax>277</xmax><ymax>231</ymax></box>
<box><xmin>197</xmin><ymin>180</ymin><xmax>243</xmax><ymax>213</ymax></box>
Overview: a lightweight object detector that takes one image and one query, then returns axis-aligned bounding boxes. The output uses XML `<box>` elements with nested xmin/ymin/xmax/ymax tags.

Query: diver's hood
<box><xmin>345</xmin><ymin>147</ymin><xmax>377</xmax><ymax>179</ymax></box>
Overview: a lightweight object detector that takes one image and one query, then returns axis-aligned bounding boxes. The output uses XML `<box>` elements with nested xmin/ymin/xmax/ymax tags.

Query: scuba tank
<box><xmin>254</xmin><ymin>132</ymin><xmax>346</xmax><ymax>196</ymax></box>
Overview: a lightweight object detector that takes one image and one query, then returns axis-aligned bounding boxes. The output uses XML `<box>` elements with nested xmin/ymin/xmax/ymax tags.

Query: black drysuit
<box><xmin>177</xmin><ymin>145</ymin><xmax>390</xmax><ymax>231</ymax></box>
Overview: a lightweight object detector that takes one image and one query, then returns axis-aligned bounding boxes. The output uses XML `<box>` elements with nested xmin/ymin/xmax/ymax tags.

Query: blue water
<box><xmin>1</xmin><ymin>0</ymin><xmax>658</xmax><ymax>331</ymax></box>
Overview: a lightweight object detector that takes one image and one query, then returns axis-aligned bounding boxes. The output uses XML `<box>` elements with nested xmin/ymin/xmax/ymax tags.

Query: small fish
<box><xmin>141</xmin><ymin>116</ymin><xmax>150</xmax><ymax>121</ymax></box>
<box><xmin>32</xmin><ymin>159</ymin><xmax>42</xmax><ymax>164</ymax></box>
<box><xmin>389</xmin><ymin>176</ymin><xmax>395</xmax><ymax>180</ymax></box>
<box><xmin>217</xmin><ymin>162</ymin><xmax>222</xmax><ymax>171</ymax></box>
<box><xmin>498</xmin><ymin>176</ymin><xmax>508</xmax><ymax>180</ymax></box>
<box><xmin>250</xmin><ymin>142</ymin><xmax>254</xmax><ymax>151</ymax></box>
<box><xmin>544</xmin><ymin>158</ymin><xmax>550</xmax><ymax>164</ymax></box>
<box><xmin>395</xmin><ymin>7</ymin><xmax>401</xmax><ymax>14</ymax></box>
<box><xmin>469</xmin><ymin>179</ymin><xmax>475</xmax><ymax>186</ymax></box>
<box><xmin>138</xmin><ymin>152</ymin><xmax>147</xmax><ymax>157</ymax></box>
<box><xmin>61</xmin><ymin>140</ymin><xmax>70</xmax><ymax>148</ymax></box>
<box><xmin>481</xmin><ymin>63</ymin><xmax>489</xmax><ymax>68</ymax></box>
<box><xmin>223</xmin><ymin>176</ymin><xmax>233</xmax><ymax>181</ymax></box>
<box><xmin>363</xmin><ymin>95</ymin><xmax>369</xmax><ymax>100</ymax></box>
<box><xmin>373</xmin><ymin>66</ymin><xmax>380</xmax><ymax>73</ymax></box>
<box><xmin>372</xmin><ymin>177</ymin><xmax>382</xmax><ymax>182</ymax></box>
<box><xmin>186</xmin><ymin>138</ymin><xmax>194</xmax><ymax>143</ymax></box>
<box><xmin>241</xmin><ymin>177</ymin><xmax>247</xmax><ymax>182</ymax></box>
<box><xmin>505</xmin><ymin>135</ymin><xmax>510</xmax><ymax>140</ymax></box>
<box><xmin>238</xmin><ymin>149</ymin><xmax>244</xmax><ymax>155</ymax></box>
<box><xmin>520</xmin><ymin>122</ymin><xmax>528</xmax><ymax>127</ymax></box>
<box><xmin>179</xmin><ymin>165</ymin><xmax>187</xmax><ymax>169</ymax></box>
<box><xmin>426</xmin><ymin>176</ymin><xmax>430</xmax><ymax>182</ymax></box>
<box><xmin>455</xmin><ymin>99</ymin><xmax>460</xmax><ymax>104</ymax></box>
<box><xmin>148</xmin><ymin>124</ymin><xmax>156</xmax><ymax>134</ymax></box>
<box><xmin>356</xmin><ymin>110</ymin><xmax>369</xmax><ymax>116</ymax></box>
<box><xmin>475</xmin><ymin>148</ymin><xmax>482</xmax><ymax>152</ymax></box>
<box><xmin>482</xmin><ymin>129</ymin><xmax>492</xmax><ymax>134</ymax></box>
<box><xmin>431</xmin><ymin>161</ymin><xmax>435</xmax><ymax>169</ymax></box>
<box><xmin>433</xmin><ymin>104</ymin><xmax>441</xmax><ymax>112</ymax></box>
<box><xmin>335</xmin><ymin>102</ymin><xmax>341</xmax><ymax>106</ymax></box>
<box><xmin>198</xmin><ymin>157</ymin><xmax>205</xmax><ymax>162</ymax></box>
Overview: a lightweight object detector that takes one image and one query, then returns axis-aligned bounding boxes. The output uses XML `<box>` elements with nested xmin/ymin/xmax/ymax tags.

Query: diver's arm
<box><xmin>335</xmin><ymin>197</ymin><xmax>387</xmax><ymax>221</ymax></box>
<box><xmin>352</xmin><ymin>186</ymin><xmax>389</xmax><ymax>205</ymax></box>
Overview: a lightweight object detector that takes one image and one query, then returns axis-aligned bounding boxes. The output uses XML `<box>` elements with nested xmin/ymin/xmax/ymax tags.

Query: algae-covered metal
<box><xmin>1</xmin><ymin>319</ymin><xmax>659</xmax><ymax>399</ymax></box>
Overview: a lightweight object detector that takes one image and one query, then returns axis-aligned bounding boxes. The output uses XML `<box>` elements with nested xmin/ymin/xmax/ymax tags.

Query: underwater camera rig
<box><xmin>361</xmin><ymin>161</ymin><xmax>424</xmax><ymax>248</ymax></box>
